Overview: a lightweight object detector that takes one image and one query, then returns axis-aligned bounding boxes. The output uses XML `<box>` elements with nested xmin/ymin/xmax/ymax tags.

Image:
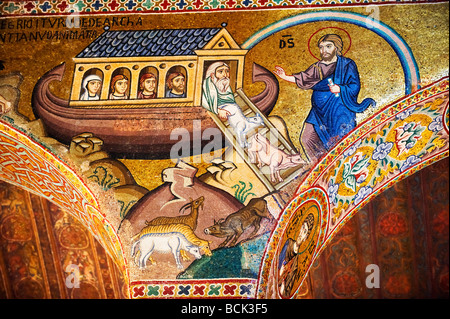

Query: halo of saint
<box><xmin>307</xmin><ymin>27</ymin><xmax>352</xmax><ymax>61</ymax></box>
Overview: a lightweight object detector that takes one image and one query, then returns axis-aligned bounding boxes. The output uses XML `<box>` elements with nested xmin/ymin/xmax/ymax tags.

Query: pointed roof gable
<box><xmin>200</xmin><ymin>28</ymin><xmax>241</xmax><ymax>50</ymax></box>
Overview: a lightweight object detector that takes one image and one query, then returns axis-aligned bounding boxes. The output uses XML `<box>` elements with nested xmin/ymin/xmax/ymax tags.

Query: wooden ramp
<box><xmin>208</xmin><ymin>88</ymin><xmax>307</xmax><ymax>192</ymax></box>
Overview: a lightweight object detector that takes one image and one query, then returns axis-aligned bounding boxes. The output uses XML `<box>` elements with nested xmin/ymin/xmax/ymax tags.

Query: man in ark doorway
<box><xmin>201</xmin><ymin>61</ymin><xmax>235</xmax><ymax>121</ymax></box>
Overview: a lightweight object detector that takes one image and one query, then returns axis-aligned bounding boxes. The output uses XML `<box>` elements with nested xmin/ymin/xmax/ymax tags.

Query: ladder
<box><xmin>207</xmin><ymin>88</ymin><xmax>306</xmax><ymax>192</ymax></box>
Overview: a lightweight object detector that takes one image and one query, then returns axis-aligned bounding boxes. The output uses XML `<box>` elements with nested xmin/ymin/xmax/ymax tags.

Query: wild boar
<box><xmin>204</xmin><ymin>197</ymin><xmax>271</xmax><ymax>248</ymax></box>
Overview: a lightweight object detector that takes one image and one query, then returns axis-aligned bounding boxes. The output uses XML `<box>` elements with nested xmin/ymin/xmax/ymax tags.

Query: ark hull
<box><xmin>32</xmin><ymin>63</ymin><xmax>279</xmax><ymax>159</ymax></box>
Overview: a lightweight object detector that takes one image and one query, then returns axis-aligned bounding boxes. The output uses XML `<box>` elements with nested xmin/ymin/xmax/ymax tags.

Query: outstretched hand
<box><xmin>273</xmin><ymin>66</ymin><xmax>286</xmax><ymax>78</ymax></box>
<box><xmin>273</xmin><ymin>66</ymin><xmax>296</xmax><ymax>84</ymax></box>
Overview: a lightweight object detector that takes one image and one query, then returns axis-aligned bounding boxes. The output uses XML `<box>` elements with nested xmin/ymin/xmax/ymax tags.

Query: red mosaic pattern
<box><xmin>130</xmin><ymin>279</ymin><xmax>256</xmax><ymax>298</ymax></box>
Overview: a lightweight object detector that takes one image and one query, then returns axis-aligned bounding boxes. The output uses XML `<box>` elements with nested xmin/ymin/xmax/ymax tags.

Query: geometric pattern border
<box><xmin>130</xmin><ymin>279</ymin><xmax>257</xmax><ymax>299</ymax></box>
<box><xmin>0</xmin><ymin>0</ymin><xmax>446</xmax><ymax>17</ymax></box>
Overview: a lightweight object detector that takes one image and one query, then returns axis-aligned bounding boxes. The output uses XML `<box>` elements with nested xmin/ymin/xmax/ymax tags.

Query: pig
<box><xmin>248</xmin><ymin>133</ymin><xmax>306</xmax><ymax>183</ymax></box>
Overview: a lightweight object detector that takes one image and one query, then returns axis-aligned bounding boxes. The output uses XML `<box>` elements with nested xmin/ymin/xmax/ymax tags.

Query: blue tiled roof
<box><xmin>77</xmin><ymin>28</ymin><xmax>222</xmax><ymax>58</ymax></box>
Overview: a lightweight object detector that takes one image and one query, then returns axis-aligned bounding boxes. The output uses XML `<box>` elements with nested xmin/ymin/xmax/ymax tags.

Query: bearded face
<box><xmin>319</xmin><ymin>40</ymin><xmax>338</xmax><ymax>62</ymax></box>
<box><xmin>211</xmin><ymin>65</ymin><xmax>231</xmax><ymax>93</ymax></box>
<box><xmin>213</xmin><ymin>76</ymin><xmax>230</xmax><ymax>93</ymax></box>
<box><xmin>171</xmin><ymin>75</ymin><xmax>185</xmax><ymax>94</ymax></box>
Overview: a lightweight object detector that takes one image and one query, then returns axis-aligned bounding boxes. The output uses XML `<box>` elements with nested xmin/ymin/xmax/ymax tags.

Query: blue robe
<box><xmin>305</xmin><ymin>56</ymin><xmax>375</xmax><ymax>149</ymax></box>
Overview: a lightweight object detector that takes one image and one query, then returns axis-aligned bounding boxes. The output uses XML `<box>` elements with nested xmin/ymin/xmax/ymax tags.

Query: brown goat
<box><xmin>145</xmin><ymin>196</ymin><xmax>204</xmax><ymax>231</ymax></box>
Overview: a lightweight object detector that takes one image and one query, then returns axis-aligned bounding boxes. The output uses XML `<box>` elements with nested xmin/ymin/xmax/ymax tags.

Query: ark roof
<box><xmin>76</xmin><ymin>28</ymin><xmax>222</xmax><ymax>58</ymax></box>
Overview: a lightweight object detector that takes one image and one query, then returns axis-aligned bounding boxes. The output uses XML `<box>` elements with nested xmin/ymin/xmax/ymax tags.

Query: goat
<box><xmin>145</xmin><ymin>196</ymin><xmax>204</xmax><ymax>231</ymax></box>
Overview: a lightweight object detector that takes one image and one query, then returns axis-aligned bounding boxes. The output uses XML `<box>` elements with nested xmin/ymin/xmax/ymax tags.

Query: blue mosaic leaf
<box><xmin>115</xmin><ymin>50</ymin><xmax>124</xmax><ymax>57</ymax></box>
<box><xmin>181</xmin><ymin>41</ymin><xmax>190</xmax><ymax>51</ymax></box>
<box><xmin>150</xmin><ymin>43</ymin><xmax>159</xmax><ymax>53</ymax></box>
<box><xmin>157</xmin><ymin>36</ymin><xmax>166</xmax><ymax>45</ymax></box>
<box><xmin>166</xmin><ymin>43</ymin><xmax>174</xmax><ymax>51</ymax></box>
<box><xmin>163</xmin><ymin>29</ymin><xmax>173</xmax><ymax>37</ymax></box>
<box><xmin>141</xmin><ymin>37</ymin><xmax>152</xmax><ymax>47</ymax></box>
<box><xmin>148</xmin><ymin>30</ymin><xmax>159</xmax><ymax>38</ymax></box>
<box><xmin>104</xmin><ymin>31</ymin><xmax>115</xmax><ymax>38</ymax></box>
<box><xmin>91</xmin><ymin>42</ymin><xmax>102</xmax><ymax>53</ymax></box>
<box><xmin>197</xmin><ymin>40</ymin><xmax>207</xmax><ymax>48</ymax></box>
<box><xmin>99</xmin><ymin>36</ymin><xmax>109</xmax><ymax>45</ymax></box>
<box><xmin>171</xmin><ymin>36</ymin><xmax>182</xmax><ymax>45</ymax></box>
<box><xmin>135</xmin><ymin>45</ymin><xmax>145</xmax><ymax>53</ymax></box>
<box><xmin>187</xmin><ymin>35</ymin><xmax>197</xmax><ymax>44</ymax></box>
<box><xmin>203</xmin><ymin>33</ymin><xmax>215</xmax><ymax>42</ymax></box>
<box><xmin>106</xmin><ymin>46</ymin><xmax>116</xmax><ymax>55</ymax></box>
<box><xmin>117</xmin><ymin>31</ymin><xmax>128</xmax><ymax>40</ymax></box>
<box><xmin>194</xmin><ymin>29</ymin><xmax>204</xmax><ymax>36</ymax></box>
<box><xmin>177</xmin><ymin>29</ymin><xmax>189</xmax><ymax>38</ymax></box>
<box><xmin>123</xmin><ymin>42</ymin><xmax>133</xmax><ymax>51</ymax></box>
<box><xmin>111</xmin><ymin>37</ymin><xmax>122</xmax><ymax>47</ymax></box>
<box><xmin>128</xmin><ymin>37</ymin><xmax>137</xmax><ymax>45</ymax></box>
<box><xmin>132</xmin><ymin>30</ymin><xmax>143</xmax><ymax>38</ymax></box>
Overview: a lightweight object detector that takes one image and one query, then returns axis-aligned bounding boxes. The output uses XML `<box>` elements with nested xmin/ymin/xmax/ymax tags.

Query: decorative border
<box><xmin>0</xmin><ymin>119</ymin><xmax>130</xmax><ymax>297</ymax></box>
<box><xmin>274</xmin><ymin>190</ymin><xmax>329</xmax><ymax>298</ymax></box>
<box><xmin>0</xmin><ymin>0</ymin><xmax>446</xmax><ymax>17</ymax></box>
<box><xmin>256</xmin><ymin>187</ymin><xmax>329</xmax><ymax>298</ymax></box>
<box><xmin>130</xmin><ymin>279</ymin><xmax>257</xmax><ymax>299</ymax></box>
